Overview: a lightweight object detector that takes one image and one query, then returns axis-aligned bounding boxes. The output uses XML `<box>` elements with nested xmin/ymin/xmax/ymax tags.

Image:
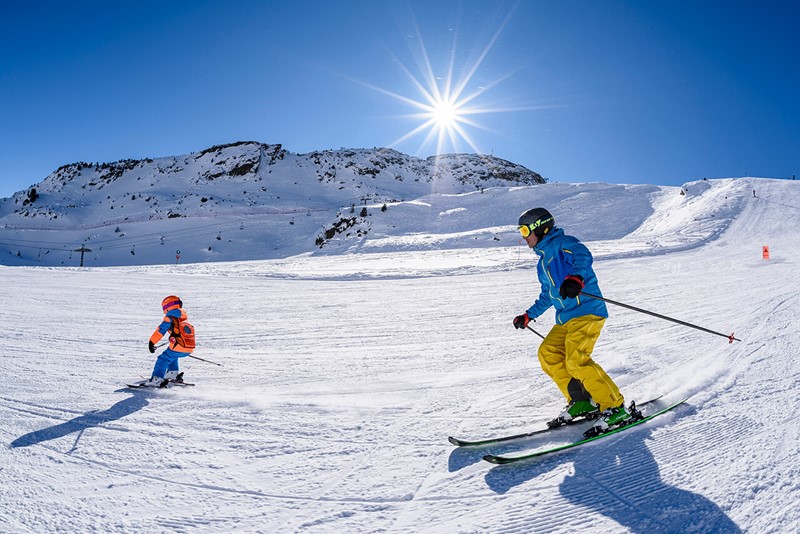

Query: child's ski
<box><xmin>125</xmin><ymin>379</ymin><xmax>195</xmax><ymax>389</ymax></box>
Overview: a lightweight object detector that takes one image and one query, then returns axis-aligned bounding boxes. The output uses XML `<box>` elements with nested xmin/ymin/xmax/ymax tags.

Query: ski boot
<box><xmin>583</xmin><ymin>400</ymin><xmax>643</xmax><ymax>438</ymax></box>
<box><xmin>142</xmin><ymin>376</ymin><xmax>169</xmax><ymax>388</ymax></box>
<box><xmin>164</xmin><ymin>370</ymin><xmax>184</xmax><ymax>383</ymax></box>
<box><xmin>547</xmin><ymin>399</ymin><xmax>600</xmax><ymax>428</ymax></box>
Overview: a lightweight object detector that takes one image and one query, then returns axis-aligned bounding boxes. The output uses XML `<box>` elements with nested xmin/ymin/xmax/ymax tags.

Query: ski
<box><xmin>482</xmin><ymin>397</ymin><xmax>688</xmax><ymax>465</ymax></box>
<box><xmin>125</xmin><ymin>379</ymin><xmax>195</xmax><ymax>389</ymax></box>
<box><xmin>166</xmin><ymin>380</ymin><xmax>195</xmax><ymax>386</ymax></box>
<box><xmin>448</xmin><ymin>395</ymin><xmax>663</xmax><ymax>447</ymax></box>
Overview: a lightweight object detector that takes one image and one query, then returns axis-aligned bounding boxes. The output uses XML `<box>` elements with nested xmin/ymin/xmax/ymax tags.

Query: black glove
<box><xmin>559</xmin><ymin>275</ymin><xmax>584</xmax><ymax>299</ymax></box>
<box><xmin>148</xmin><ymin>341</ymin><xmax>156</xmax><ymax>353</ymax></box>
<box><xmin>513</xmin><ymin>313</ymin><xmax>531</xmax><ymax>329</ymax></box>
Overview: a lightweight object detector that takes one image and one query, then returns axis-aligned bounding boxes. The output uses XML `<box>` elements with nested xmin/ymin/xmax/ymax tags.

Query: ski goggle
<box><xmin>162</xmin><ymin>299</ymin><xmax>182</xmax><ymax>311</ymax></box>
<box><xmin>518</xmin><ymin>217</ymin><xmax>553</xmax><ymax>238</ymax></box>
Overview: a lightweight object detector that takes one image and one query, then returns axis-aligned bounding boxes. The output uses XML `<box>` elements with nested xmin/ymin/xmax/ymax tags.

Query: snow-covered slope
<box><xmin>2</xmin><ymin>176</ymin><xmax>798</xmax><ymax>533</ymax></box>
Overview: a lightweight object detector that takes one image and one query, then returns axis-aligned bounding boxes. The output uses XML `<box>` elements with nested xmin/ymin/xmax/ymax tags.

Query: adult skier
<box><xmin>142</xmin><ymin>295</ymin><xmax>195</xmax><ymax>387</ymax></box>
<box><xmin>513</xmin><ymin>208</ymin><xmax>632</xmax><ymax>434</ymax></box>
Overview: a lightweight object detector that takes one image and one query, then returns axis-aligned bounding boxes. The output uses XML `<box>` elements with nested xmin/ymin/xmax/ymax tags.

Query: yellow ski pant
<box><xmin>537</xmin><ymin>314</ymin><xmax>623</xmax><ymax>411</ymax></box>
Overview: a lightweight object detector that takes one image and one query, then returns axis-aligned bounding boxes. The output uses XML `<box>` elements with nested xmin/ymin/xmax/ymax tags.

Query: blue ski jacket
<box><xmin>525</xmin><ymin>227</ymin><xmax>608</xmax><ymax>325</ymax></box>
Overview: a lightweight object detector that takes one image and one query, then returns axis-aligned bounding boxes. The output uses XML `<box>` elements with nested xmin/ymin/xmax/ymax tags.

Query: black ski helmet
<box><xmin>518</xmin><ymin>208</ymin><xmax>554</xmax><ymax>239</ymax></box>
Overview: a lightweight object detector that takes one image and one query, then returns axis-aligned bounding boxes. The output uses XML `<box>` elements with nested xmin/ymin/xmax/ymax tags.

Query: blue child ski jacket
<box><xmin>525</xmin><ymin>226</ymin><xmax>608</xmax><ymax>325</ymax></box>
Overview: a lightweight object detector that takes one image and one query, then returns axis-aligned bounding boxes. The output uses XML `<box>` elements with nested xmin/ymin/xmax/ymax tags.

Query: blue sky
<box><xmin>1</xmin><ymin>1</ymin><xmax>797</xmax><ymax>197</ymax></box>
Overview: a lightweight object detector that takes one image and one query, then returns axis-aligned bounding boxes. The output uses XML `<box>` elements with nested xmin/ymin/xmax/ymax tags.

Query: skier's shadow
<box><xmin>10</xmin><ymin>391</ymin><xmax>150</xmax><ymax>450</ymax></box>
<box><xmin>484</xmin><ymin>418</ymin><xmax>741</xmax><ymax>533</ymax></box>
<box><xmin>448</xmin><ymin>438</ymin><xmax>550</xmax><ymax>472</ymax></box>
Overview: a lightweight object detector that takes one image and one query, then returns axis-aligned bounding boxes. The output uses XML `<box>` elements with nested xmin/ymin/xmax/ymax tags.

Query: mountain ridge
<box><xmin>1</xmin><ymin>141</ymin><xmax>545</xmax><ymax>225</ymax></box>
<box><xmin>0</xmin><ymin>141</ymin><xmax>547</xmax><ymax>266</ymax></box>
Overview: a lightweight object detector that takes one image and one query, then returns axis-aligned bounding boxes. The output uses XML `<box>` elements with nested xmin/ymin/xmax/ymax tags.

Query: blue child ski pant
<box><xmin>537</xmin><ymin>314</ymin><xmax>623</xmax><ymax>411</ymax></box>
<box><xmin>151</xmin><ymin>348</ymin><xmax>189</xmax><ymax>379</ymax></box>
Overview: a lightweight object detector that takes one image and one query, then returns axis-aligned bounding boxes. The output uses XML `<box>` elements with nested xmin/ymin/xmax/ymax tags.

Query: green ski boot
<box><xmin>547</xmin><ymin>399</ymin><xmax>600</xmax><ymax>428</ymax></box>
<box><xmin>584</xmin><ymin>403</ymin><xmax>635</xmax><ymax>437</ymax></box>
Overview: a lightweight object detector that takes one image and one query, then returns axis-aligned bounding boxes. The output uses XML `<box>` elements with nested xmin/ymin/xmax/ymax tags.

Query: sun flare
<box><xmin>352</xmin><ymin>7</ymin><xmax>537</xmax><ymax>159</ymax></box>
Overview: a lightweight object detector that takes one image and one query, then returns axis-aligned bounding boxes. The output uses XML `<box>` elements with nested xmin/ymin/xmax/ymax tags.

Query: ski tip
<box><xmin>482</xmin><ymin>454</ymin><xmax>513</xmax><ymax>465</ymax></box>
<box><xmin>447</xmin><ymin>436</ymin><xmax>463</xmax><ymax>446</ymax></box>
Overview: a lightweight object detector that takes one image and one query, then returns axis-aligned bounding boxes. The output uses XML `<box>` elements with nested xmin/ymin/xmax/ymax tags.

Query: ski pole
<box><xmin>153</xmin><ymin>341</ymin><xmax>223</xmax><ymax>366</ymax></box>
<box><xmin>188</xmin><ymin>354</ymin><xmax>223</xmax><ymax>367</ymax></box>
<box><xmin>581</xmin><ymin>291</ymin><xmax>741</xmax><ymax>343</ymax></box>
<box><xmin>526</xmin><ymin>325</ymin><xmax>546</xmax><ymax>339</ymax></box>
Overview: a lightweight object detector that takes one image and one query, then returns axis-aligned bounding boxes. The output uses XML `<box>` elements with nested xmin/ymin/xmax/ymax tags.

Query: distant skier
<box><xmin>142</xmin><ymin>295</ymin><xmax>196</xmax><ymax>387</ymax></box>
<box><xmin>512</xmin><ymin>208</ymin><xmax>632</xmax><ymax>434</ymax></box>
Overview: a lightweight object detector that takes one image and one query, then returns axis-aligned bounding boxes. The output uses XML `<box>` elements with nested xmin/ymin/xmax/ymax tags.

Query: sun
<box><xmin>430</xmin><ymin>99</ymin><xmax>460</xmax><ymax>130</ymax></box>
<box><xmin>352</xmin><ymin>8</ymin><xmax>535</xmax><ymax>159</ymax></box>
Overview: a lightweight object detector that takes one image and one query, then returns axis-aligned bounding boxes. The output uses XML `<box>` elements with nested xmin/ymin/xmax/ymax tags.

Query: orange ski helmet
<box><xmin>161</xmin><ymin>295</ymin><xmax>183</xmax><ymax>312</ymax></box>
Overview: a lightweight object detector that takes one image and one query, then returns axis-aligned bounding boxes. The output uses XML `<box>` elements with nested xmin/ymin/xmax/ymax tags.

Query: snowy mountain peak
<box><xmin>2</xmin><ymin>142</ymin><xmax>544</xmax><ymax>222</ymax></box>
<box><xmin>0</xmin><ymin>142</ymin><xmax>545</xmax><ymax>266</ymax></box>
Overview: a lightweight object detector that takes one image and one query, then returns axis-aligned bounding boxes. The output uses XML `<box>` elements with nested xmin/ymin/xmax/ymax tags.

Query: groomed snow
<box><xmin>2</xmin><ymin>177</ymin><xmax>798</xmax><ymax>533</ymax></box>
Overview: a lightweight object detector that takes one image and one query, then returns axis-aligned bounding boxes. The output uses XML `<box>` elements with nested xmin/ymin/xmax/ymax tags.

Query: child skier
<box><xmin>143</xmin><ymin>295</ymin><xmax>195</xmax><ymax>387</ymax></box>
<box><xmin>512</xmin><ymin>208</ymin><xmax>632</xmax><ymax>435</ymax></box>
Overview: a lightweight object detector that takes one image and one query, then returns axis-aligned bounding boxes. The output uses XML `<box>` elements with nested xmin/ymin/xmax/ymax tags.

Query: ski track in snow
<box><xmin>1</xmin><ymin>178</ymin><xmax>798</xmax><ymax>532</ymax></box>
